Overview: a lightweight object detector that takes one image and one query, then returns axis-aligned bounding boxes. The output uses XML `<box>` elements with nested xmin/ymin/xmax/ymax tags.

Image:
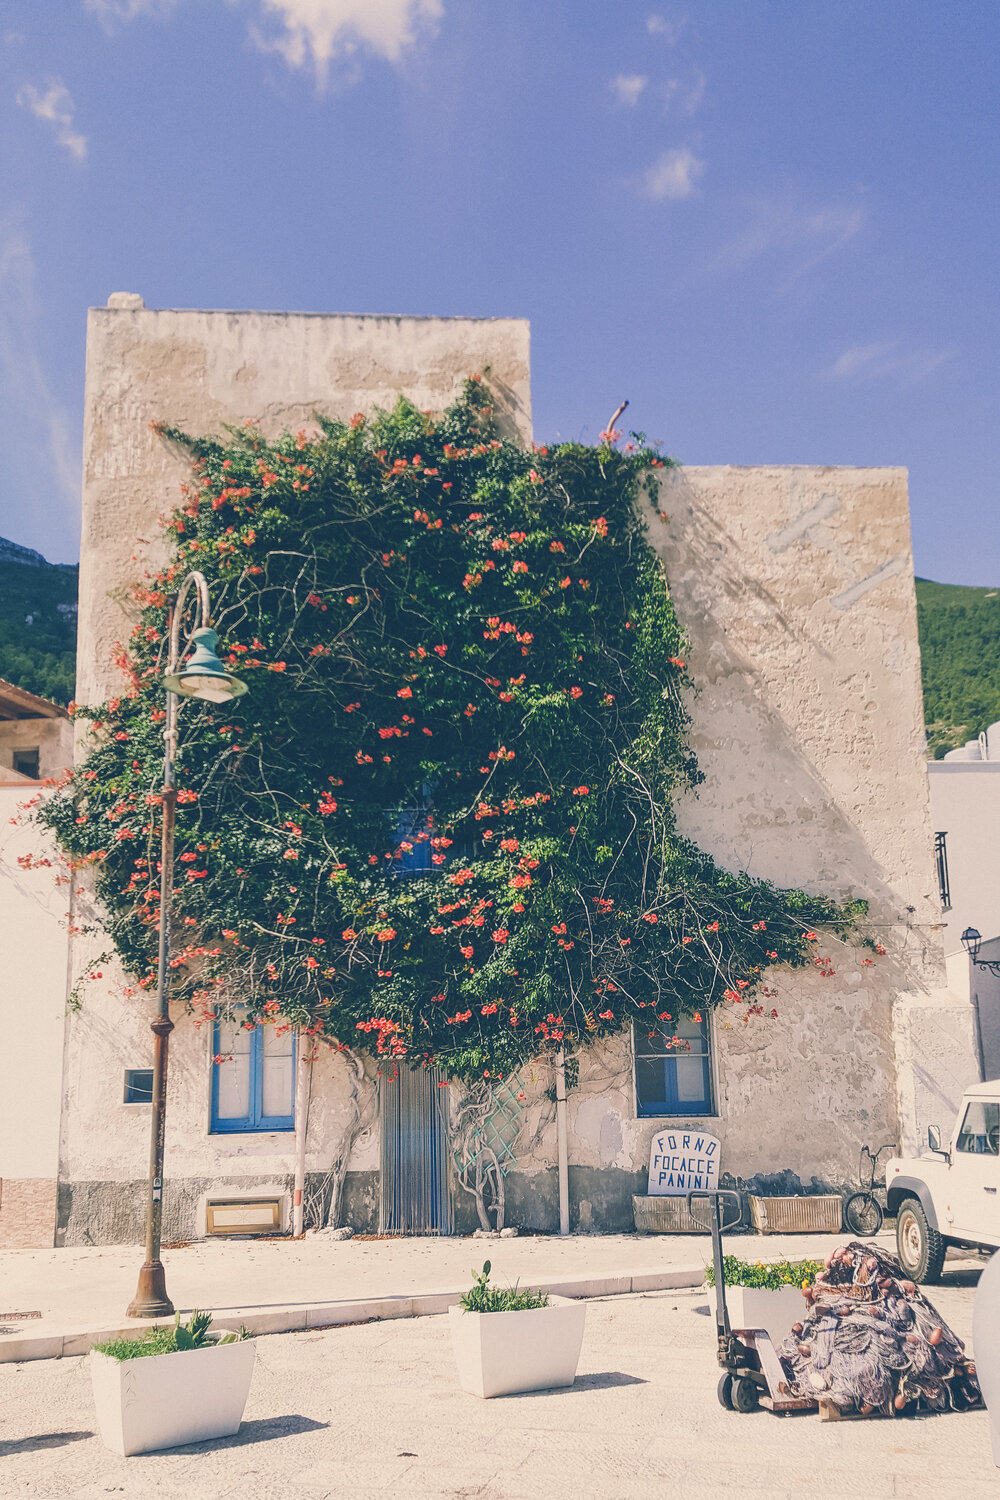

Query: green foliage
<box><xmin>704</xmin><ymin>1256</ymin><xmax>822</xmax><ymax>1291</ymax></box>
<box><xmin>92</xmin><ymin>1309</ymin><xmax>245</xmax><ymax>1360</ymax></box>
<box><xmin>916</xmin><ymin>577</ymin><xmax>1000</xmax><ymax>758</ymax></box>
<box><xmin>459</xmin><ymin>1259</ymin><xmax>549</xmax><ymax>1313</ymax></box>
<box><xmin>0</xmin><ymin>556</ymin><xmax>78</xmax><ymax>704</ymax></box>
<box><xmin>38</xmin><ymin>379</ymin><xmax>865</xmax><ymax>1082</ymax></box>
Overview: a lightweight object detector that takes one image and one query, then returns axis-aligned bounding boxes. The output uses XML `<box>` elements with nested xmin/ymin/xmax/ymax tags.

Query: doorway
<box><xmin>379</xmin><ymin>1065</ymin><xmax>453</xmax><ymax>1234</ymax></box>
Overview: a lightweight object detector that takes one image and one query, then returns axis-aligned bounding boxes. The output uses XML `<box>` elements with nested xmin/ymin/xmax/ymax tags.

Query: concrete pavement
<box><xmin>0</xmin><ymin>1267</ymin><xmax>991</xmax><ymax>1499</ymax></box>
<box><xmin>0</xmin><ymin>1228</ymin><xmax>898</xmax><ymax>1363</ymax></box>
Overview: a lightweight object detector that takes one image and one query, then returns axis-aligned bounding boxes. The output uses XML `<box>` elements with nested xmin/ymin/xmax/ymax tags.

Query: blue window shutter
<box><xmin>634</xmin><ymin>1016</ymin><xmax>713</xmax><ymax>1118</ymax></box>
<box><xmin>211</xmin><ymin>1022</ymin><xmax>296</xmax><ymax>1133</ymax></box>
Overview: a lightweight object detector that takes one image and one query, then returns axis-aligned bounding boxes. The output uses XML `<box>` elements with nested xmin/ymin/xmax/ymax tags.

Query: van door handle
<box><xmin>985</xmin><ymin>1186</ymin><xmax>997</xmax><ymax>1194</ymax></box>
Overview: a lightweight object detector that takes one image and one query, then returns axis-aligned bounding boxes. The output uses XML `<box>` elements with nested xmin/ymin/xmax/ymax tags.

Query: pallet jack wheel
<box><xmin>717</xmin><ymin>1372</ymin><xmax>734</xmax><ymax>1410</ymax></box>
<box><xmin>732</xmin><ymin>1376</ymin><xmax>760</xmax><ymax>1413</ymax></box>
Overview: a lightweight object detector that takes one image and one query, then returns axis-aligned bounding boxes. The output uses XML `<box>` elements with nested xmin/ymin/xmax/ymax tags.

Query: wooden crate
<box><xmin>632</xmin><ymin>1195</ymin><xmax>704</xmax><ymax>1233</ymax></box>
<box><xmin>748</xmin><ymin>1194</ymin><xmax>843</xmax><ymax>1234</ymax></box>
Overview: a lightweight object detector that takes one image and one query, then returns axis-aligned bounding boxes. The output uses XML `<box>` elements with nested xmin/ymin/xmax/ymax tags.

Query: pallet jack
<box><xmin>687</xmin><ymin>1189</ymin><xmax>818</xmax><ymax>1416</ymax></box>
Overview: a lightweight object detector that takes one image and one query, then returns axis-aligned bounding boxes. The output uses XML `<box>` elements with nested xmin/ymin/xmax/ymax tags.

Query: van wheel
<box><xmin>896</xmin><ymin>1198</ymin><xmax>946</xmax><ymax>1283</ymax></box>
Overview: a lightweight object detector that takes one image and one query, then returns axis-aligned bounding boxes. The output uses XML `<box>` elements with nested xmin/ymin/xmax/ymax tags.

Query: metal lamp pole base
<box><xmin>127</xmin><ymin>1261</ymin><xmax>174</xmax><ymax>1319</ymax></box>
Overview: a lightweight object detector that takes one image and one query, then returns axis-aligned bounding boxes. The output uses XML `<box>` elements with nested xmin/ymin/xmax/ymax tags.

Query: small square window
<box><xmin>13</xmin><ymin>748</ymin><xmax>40</xmax><ymax>779</ymax></box>
<box><xmin>124</xmin><ymin>1068</ymin><xmax>154</xmax><ymax>1104</ymax></box>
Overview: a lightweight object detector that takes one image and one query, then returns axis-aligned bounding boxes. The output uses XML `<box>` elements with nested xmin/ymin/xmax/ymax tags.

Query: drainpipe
<box><xmin>555</xmin><ymin>1047</ymin><xmax>570</xmax><ymax>1236</ymax></box>
<box><xmin>292</xmin><ymin>1036</ymin><xmax>313</xmax><ymax>1236</ymax></box>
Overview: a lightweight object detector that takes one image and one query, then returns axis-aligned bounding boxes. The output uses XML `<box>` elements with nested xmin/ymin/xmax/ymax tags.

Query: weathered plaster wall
<box><xmin>78</xmin><ymin>302</ymin><xmax>532</xmax><ymax>706</ymax></box>
<box><xmin>57</xmin><ymin>981</ymin><xmax>381</xmax><ymax>1244</ymax></box>
<box><xmin>0</xmin><ymin>718</ymin><xmax>73</xmax><ymax>781</ymax></box>
<box><xmin>485</xmin><ymin>464</ymin><xmax>978</xmax><ymax>1230</ymax></box>
<box><xmin>0</xmin><ymin>787</ymin><xmax>69</xmax><ymax>1246</ymax></box>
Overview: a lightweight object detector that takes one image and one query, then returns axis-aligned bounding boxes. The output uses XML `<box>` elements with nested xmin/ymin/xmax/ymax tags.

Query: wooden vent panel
<box><xmin>206</xmin><ymin>1197</ymin><xmax>282</xmax><ymax>1236</ymax></box>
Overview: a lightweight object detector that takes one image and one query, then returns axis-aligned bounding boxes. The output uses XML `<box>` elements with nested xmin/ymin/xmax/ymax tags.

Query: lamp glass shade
<box><xmin>961</xmin><ymin>927</ymin><xmax>982</xmax><ymax>960</ymax></box>
<box><xmin>162</xmin><ymin>627</ymin><xmax>248</xmax><ymax>702</ymax></box>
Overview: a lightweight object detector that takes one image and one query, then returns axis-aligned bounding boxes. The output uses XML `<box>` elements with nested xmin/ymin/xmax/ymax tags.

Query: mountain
<box><xmin>915</xmin><ymin>577</ymin><xmax>1000</xmax><ymax>758</ymax></box>
<box><xmin>0</xmin><ymin>538</ymin><xmax>78</xmax><ymax>705</ymax></box>
<box><xmin>0</xmin><ymin>537</ymin><xmax>47</xmax><ymax>567</ymax></box>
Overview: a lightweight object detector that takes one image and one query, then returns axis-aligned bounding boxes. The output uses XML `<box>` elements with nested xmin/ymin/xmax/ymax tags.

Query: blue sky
<box><xmin>2</xmin><ymin>1</ymin><xmax>997</xmax><ymax>583</ymax></box>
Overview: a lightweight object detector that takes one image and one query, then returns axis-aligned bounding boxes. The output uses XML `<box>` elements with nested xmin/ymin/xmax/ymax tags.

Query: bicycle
<box><xmin>843</xmin><ymin>1142</ymin><xmax>895</xmax><ymax>1236</ymax></box>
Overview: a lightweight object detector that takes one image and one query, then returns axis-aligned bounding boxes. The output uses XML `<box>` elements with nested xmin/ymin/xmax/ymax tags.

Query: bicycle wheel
<box><xmin>844</xmin><ymin>1192</ymin><xmax>883</xmax><ymax>1236</ymax></box>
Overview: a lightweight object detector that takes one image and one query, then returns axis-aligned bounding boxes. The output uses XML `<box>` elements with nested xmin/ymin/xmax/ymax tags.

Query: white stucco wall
<box><xmin>0</xmin><ymin>787</ymin><xmax>69</xmax><ymax>1245</ymax></box>
<box><xmin>929</xmin><ymin>762</ymin><xmax>1000</xmax><ymax>1079</ymax></box>
<box><xmin>927</xmin><ymin>763</ymin><xmax>1000</xmax><ymax>958</ymax></box>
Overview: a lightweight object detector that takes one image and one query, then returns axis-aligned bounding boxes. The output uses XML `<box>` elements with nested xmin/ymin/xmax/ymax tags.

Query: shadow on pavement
<box><xmin>0</xmin><ymin>1431</ymin><xmax>94</xmax><ymax>1456</ymax></box>
<box><xmin>514</xmin><ymin>1372</ymin><xmax>647</xmax><ymax>1396</ymax></box>
<box><xmin>147</xmin><ymin>1414</ymin><xmax>329</xmax><ymax>1454</ymax></box>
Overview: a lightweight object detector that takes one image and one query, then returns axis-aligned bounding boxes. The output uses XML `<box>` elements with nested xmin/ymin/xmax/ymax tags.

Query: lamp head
<box><xmin>162</xmin><ymin>627</ymin><xmax>247</xmax><ymax>703</ymax></box>
<box><xmin>961</xmin><ymin>927</ymin><xmax>982</xmax><ymax>962</ymax></box>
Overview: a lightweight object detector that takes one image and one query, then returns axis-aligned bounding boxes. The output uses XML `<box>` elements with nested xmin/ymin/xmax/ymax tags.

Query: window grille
<box><xmin>934</xmin><ymin>831</ymin><xmax>951</xmax><ymax>911</ymax></box>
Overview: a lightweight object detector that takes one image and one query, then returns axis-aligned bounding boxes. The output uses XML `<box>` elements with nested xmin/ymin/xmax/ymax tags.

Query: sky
<box><xmin>1</xmin><ymin>0</ymin><xmax>998</xmax><ymax>583</ymax></box>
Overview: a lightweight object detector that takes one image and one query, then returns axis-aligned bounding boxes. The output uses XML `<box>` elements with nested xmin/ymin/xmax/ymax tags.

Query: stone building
<box><xmin>45</xmin><ymin>296</ymin><xmax>980</xmax><ymax>1245</ymax></box>
<box><xmin>928</xmin><ymin>722</ymin><xmax>1000</xmax><ymax>1082</ymax></box>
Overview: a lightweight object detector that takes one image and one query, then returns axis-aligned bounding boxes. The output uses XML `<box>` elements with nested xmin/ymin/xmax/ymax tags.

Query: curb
<box><xmin>0</xmin><ymin>1265</ymin><xmax>704</xmax><ymax>1364</ymax></box>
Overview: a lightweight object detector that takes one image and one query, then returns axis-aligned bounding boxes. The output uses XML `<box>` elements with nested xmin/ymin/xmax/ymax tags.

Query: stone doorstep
<box><xmin>0</xmin><ymin>1264</ymin><xmax>705</xmax><ymax>1364</ymax></box>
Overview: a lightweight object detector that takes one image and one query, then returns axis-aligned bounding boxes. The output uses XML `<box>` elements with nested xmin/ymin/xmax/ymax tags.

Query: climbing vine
<box><xmin>39</xmin><ymin>379</ymin><xmax>866</xmax><ymax>1082</ymax></box>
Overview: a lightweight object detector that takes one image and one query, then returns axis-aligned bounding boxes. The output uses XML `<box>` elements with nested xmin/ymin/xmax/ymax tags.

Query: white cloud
<box><xmin>611</xmin><ymin>73</ymin><xmax>647</xmax><ymax>107</ymax></box>
<box><xmin>250</xmin><ymin>0</ymin><xmax>443</xmax><ymax>80</ymax></box>
<box><xmin>16</xmin><ymin>80</ymin><xmax>87</xmax><ymax>160</ymax></box>
<box><xmin>641</xmin><ymin>146</ymin><xmax>704</xmax><ymax>200</ymax></box>
<box><xmin>647</xmin><ymin>14</ymin><xmax>684</xmax><ymax>43</ymax></box>
<box><xmin>661</xmin><ymin>65</ymin><xmax>704</xmax><ymax>117</ymax></box>
<box><xmin>712</xmin><ymin>196</ymin><xmax>866</xmax><ymax>276</ymax></box>
<box><xmin>84</xmin><ymin>0</ymin><xmax>179</xmax><ymax>26</ymax></box>
<box><xmin>828</xmin><ymin>340</ymin><xmax>954</xmax><ymax>385</ymax></box>
<box><xmin>84</xmin><ymin>0</ymin><xmax>443</xmax><ymax>82</ymax></box>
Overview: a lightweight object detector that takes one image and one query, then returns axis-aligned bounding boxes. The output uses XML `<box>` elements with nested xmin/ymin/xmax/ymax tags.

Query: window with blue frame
<box><xmin>393</xmin><ymin>797</ymin><xmax>435</xmax><ymax>875</ymax></box>
<box><xmin>211</xmin><ymin>1016</ymin><xmax>295</xmax><ymax>1133</ymax></box>
<box><xmin>634</xmin><ymin>1013</ymin><xmax>714</xmax><ymax>1117</ymax></box>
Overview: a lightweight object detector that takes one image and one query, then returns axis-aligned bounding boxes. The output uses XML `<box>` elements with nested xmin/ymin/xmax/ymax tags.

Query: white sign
<box><xmin>647</xmin><ymin>1129</ymin><xmax>721</xmax><ymax>1196</ymax></box>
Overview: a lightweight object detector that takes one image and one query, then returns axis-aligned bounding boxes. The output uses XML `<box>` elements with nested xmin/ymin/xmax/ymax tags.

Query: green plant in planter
<box><xmin>705</xmin><ymin>1256</ymin><xmax>823</xmax><ymax>1292</ymax></box>
<box><xmin>459</xmin><ymin>1260</ymin><xmax>549</xmax><ymax>1313</ymax></box>
<box><xmin>93</xmin><ymin>1309</ymin><xmax>249</xmax><ymax>1360</ymax></box>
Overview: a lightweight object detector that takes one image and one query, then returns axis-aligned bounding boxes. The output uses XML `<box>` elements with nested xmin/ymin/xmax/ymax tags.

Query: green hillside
<box><xmin>0</xmin><ymin>546</ymin><xmax>78</xmax><ymax>705</ymax></box>
<box><xmin>916</xmin><ymin>577</ymin><xmax>1000</xmax><ymax>758</ymax></box>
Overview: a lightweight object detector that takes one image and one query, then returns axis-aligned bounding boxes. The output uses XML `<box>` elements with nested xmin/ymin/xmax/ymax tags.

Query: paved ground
<box><xmin>0</xmin><ymin>1261</ymin><xmax>992</xmax><ymax>1499</ymax></box>
<box><xmin>0</xmin><ymin>1227</ymin><xmax>896</xmax><ymax>1353</ymax></box>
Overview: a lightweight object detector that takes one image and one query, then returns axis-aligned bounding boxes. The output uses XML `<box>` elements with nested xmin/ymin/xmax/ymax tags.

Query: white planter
<box><xmin>89</xmin><ymin>1335</ymin><xmax>256</xmax><ymax>1456</ymax></box>
<box><xmin>725</xmin><ymin>1284</ymin><xmax>805</xmax><ymax>1342</ymax></box>
<box><xmin>449</xmin><ymin>1295</ymin><xmax>586</xmax><ymax>1398</ymax></box>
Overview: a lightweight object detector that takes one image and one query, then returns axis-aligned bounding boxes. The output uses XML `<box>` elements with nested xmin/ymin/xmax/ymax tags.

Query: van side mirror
<box><xmin>927</xmin><ymin>1124</ymin><xmax>942</xmax><ymax>1153</ymax></box>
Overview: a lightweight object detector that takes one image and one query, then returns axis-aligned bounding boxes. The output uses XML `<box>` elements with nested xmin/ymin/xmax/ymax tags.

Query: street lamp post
<box><xmin>127</xmin><ymin>570</ymin><xmax>246</xmax><ymax>1319</ymax></box>
<box><xmin>962</xmin><ymin>928</ymin><xmax>1000</xmax><ymax>980</ymax></box>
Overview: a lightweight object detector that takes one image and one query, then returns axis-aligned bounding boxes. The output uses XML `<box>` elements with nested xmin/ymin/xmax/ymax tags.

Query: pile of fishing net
<box><xmin>776</xmin><ymin>1241</ymin><xmax>981</xmax><ymax>1416</ymax></box>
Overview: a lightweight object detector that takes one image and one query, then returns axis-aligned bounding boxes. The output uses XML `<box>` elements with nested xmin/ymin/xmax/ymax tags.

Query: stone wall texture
<box><xmin>78</xmin><ymin>305</ymin><xmax>532</xmax><ymax>706</ymax></box>
<box><xmin>0</xmin><ymin>1178</ymin><xmax>58</xmax><ymax>1250</ymax></box>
